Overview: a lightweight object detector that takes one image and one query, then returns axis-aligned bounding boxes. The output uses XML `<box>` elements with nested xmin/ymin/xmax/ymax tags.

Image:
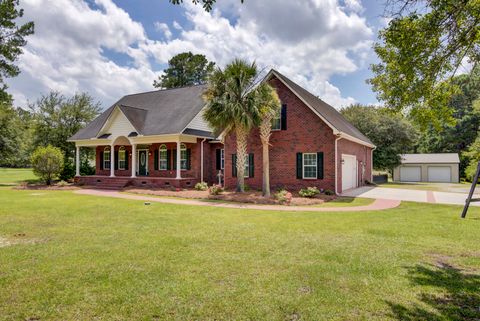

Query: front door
<box><xmin>138</xmin><ymin>150</ymin><xmax>148</xmax><ymax>176</ymax></box>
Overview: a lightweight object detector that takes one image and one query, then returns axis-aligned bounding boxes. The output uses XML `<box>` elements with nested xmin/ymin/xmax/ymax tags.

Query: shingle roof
<box><xmin>69</xmin><ymin>85</ymin><xmax>208</xmax><ymax>140</ymax></box>
<box><xmin>270</xmin><ymin>70</ymin><xmax>374</xmax><ymax>146</ymax></box>
<box><xmin>401</xmin><ymin>153</ymin><xmax>460</xmax><ymax>164</ymax></box>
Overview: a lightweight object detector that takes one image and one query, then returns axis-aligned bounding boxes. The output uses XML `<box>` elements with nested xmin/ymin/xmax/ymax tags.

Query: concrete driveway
<box><xmin>342</xmin><ymin>186</ymin><xmax>480</xmax><ymax>207</ymax></box>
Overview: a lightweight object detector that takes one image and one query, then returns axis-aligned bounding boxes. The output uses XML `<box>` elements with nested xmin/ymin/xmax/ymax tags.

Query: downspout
<box><xmin>371</xmin><ymin>146</ymin><xmax>376</xmax><ymax>182</ymax></box>
<box><xmin>334</xmin><ymin>135</ymin><xmax>342</xmax><ymax>195</ymax></box>
<box><xmin>200</xmin><ymin>138</ymin><xmax>207</xmax><ymax>183</ymax></box>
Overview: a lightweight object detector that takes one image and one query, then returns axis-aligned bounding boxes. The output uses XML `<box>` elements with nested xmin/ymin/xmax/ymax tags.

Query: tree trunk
<box><xmin>259</xmin><ymin>116</ymin><xmax>273</xmax><ymax>197</ymax></box>
<box><xmin>235</xmin><ymin>126</ymin><xmax>248</xmax><ymax>192</ymax></box>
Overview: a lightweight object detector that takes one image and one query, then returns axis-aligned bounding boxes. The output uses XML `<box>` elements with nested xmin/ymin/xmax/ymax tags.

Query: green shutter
<box><xmin>216</xmin><ymin>149</ymin><xmax>221</xmax><ymax>170</ymax></box>
<box><xmin>317</xmin><ymin>152</ymin><xmax>324</xmax><ymax>179</ymax></box>
<box><xmin>281</xmin><ymin>104</ymin><xmax>287</xmax><ymax>130</ymax></box>
<box><xmin>167</xmin><ymin>150</ymin><xmax>171</xmax><ymax>170</ymax></box>
<box><xmin>186</xmin><ymin>149</ymin><xmax>191</xmax><ymax>170</ymax></box>
<box><xmin>100</xmin><ymin>151</ymin><xmax>104</xmax><ymax>170</ymax></box>
<box><xmin>249</xmin><ymin>153</ymin><xmax>254</xmax><ymax>178</ymax></box>
<box><xmin>173</xmin><ymin>149</ymin><xmax>177</xmax><ymax>170</ymax></box>
<box><xmin>114</xmin><ymin>150</ymin><xmax>118</xmax><ymax>170</ymax></box>
<box><xmin>154</xmin><ymin>150</ymin><xmax>159</xmax><ymax>170</ymax></box>
<box><xmin>232</xmin><ymin>154</ymin><xmax>237</xmax><ymax>177</ymax></box>
<box><xmin>125</xmin><ymin>150</ymin><xmax>129</xmax><ymax>170</ymax></box>
<box><xmin>296</xmin><ymin>153</ymin><xmax>303</xmax><ymax>179</ymax></box>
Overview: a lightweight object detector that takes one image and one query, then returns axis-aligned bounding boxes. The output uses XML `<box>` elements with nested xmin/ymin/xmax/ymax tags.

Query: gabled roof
<box><xmin>267</xmin><ymin>70</ymin><xmax>374</xmax><ymax>147</ymax></box>
<box><xmin>69</xmin><ymin>84</ymin><xmax>208</xmax><ymax>140</ymax></box>
<box><xmin>401</xmin><ymin>153</ymin><xmax>460</xmax><ymax>164</ymax></box>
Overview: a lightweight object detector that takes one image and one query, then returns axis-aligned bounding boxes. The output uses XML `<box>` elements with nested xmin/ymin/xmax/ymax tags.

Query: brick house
<box><xmin>69</xmin><ymin>69</ymin><xmax>375</xmax><ymax>194</ymax></box>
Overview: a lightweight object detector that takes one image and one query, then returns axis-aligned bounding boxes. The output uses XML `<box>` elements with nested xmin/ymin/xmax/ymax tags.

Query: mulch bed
<box><xmin>124</xmin><ymin>187</ymin><xmax>337</xmax><ymax>206</ymax></box>
<box><xmin>14</xmin><ymin>183</ymin><xmax>78</xmax><ymax>190</ymax></box>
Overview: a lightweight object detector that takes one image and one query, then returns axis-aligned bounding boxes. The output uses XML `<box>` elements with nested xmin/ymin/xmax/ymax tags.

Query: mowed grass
<box><xmin>0</xmin><ymin>168</ymin><xmax>36</xmax><ymax>185</ymax></box>
<box><xmin>0</xmin><ymin>188</ymin><xmax>479</xmax><ymax>321</ymax></box>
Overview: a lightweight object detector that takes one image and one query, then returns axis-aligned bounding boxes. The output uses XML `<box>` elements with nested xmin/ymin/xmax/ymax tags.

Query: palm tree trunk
<box><xmin>235</xmin><ymin>126</ymin><xmax>248</xmax><ymax>192</ymax></box>
<box><xmin>259</xmin><ymin>116</ymin><xmax>272</xmax><ymax>197</ymax></box>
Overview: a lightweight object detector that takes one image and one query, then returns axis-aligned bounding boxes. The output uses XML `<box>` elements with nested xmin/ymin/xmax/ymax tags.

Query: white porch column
<box><xmin>110</xmin><ymin>144</ymin><xmax>115</xmax><ymax>177</ymax></box>
<box><xmin>131</xmin><ymin>144</ymin><xmax>137</xmax><ymax>178</ymax></box>
<box><xmin>75</xmin><ymin>145</ymin><xmax>80</xmax><ymax>176</ymax></box>
<box><xmin>176</xmin><ymin>140</ymin><xmax>181</xmax><ymax>179</ymax></box>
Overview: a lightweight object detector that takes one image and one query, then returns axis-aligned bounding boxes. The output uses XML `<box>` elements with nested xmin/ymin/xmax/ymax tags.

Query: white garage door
<box><xmin>400</xmin><ymin>166</ymin><xmax>421</xmax><ymax>182</ymax></box>
<box><xmin>428</xmin><ymin>166</ymin><xmax>451</xmax><ymax>182</ymax></box>
<box><xmin>342</xmin><ymin>154</ymin><xmax>357</xmax><ymax>191</ymax></box>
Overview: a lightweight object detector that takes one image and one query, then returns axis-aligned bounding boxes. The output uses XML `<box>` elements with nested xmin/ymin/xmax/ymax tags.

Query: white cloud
<box><xmin>8</xmin><ymin>0</ymin><xmax>373</xmax><ymax>110</ymax></box>
<box><xmin>154</xmin><ymin>22</ymin><xmax>172</xmax><ymax>40</ymax></box>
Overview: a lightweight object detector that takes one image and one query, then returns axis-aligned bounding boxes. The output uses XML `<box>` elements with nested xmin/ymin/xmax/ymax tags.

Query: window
<box><xmin>180</xmin><ymin>143</ymin><xmax>187</xmax><ymax>170</ymax></box>
<box><xmin>118</xmin><ymin>146</ymin><xmax>126</xmax><ymax>170</ymax></box>
<box><xmin>271</xmin><ymin>108</ymin><xmax>281</xmax><ymax>130</ymax></box>
<box><xmin>103</xmin><ymin>147</ymin><xmax>111</xmax><ymax>169</ymax></box>
<box><xmin>303</xmin><ymin>153</ymin><xmax>317</xmax><ymax>179</ymax></box>
<box><xmin>220</xmin><ymin>149</ymin><xmax>225</xmax><ymax>169</ymax></box>
<box><xmin>159</xmin><ymin>144</ymin><xmax>168</xmax><ymax>170</ymax></box>
<box><xmin>244</xmin><ymin>155</ymin><xmax>249</xmax><ymax>178</ymax></box>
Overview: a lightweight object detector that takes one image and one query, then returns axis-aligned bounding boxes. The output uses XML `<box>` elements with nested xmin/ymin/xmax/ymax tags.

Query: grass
<box><xmin>0</xmin><ymin>186</ymin><xmax>479</xmax><ymax>320</ymax></box>
<box><xmin>0</xmin><ymin>168</ymin><xmax>36</xmax><ymax>185</ymax></box>
<box><xmin>313</xmin><ymin>196</ymin><xmax>374</xmax><ymax>207</ymax></box>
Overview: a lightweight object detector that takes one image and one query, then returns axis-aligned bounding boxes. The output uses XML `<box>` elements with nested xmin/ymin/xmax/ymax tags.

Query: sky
<box><xmin>8</xmin><ymin>0</ymin><xmax>390</xmax><ymax>110</ymax></box>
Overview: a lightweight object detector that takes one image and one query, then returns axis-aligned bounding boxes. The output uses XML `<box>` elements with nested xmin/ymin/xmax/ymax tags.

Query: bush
<box><xmin>209</xmin><ymin>184</ymin><xmax>223</xmax><ymax>195</ymax></box>
<box><xmin>274</xmin><ymin>189</ymin><xmax>292</xmax><ymax>205</ymax></box>
<box><xmin>59</xmin><ymin>160</ymin><xmax>75</xmax><ymax>181</ymax></box>
<box><xmin>57</xmin><ymin>180</ymin><xmax>69</xmax><ymax>187</ymax></box>
<box><xmin>299</xmin><ymin>186</ymin><xmax>320</xmax><ymax>198</ymax></box>
<box><xmin>324</xmin><ymin>189</ymin><xmax>334</xmax><ymax>195</ymax></box>
<box><xmin>195</xmin><ymin>182</ymin><xmax>208</xmax><ymax>191</ymax></box>
<box><xmin>80</xmin><ymin>159</ymin><xmax>95</xmax><ymax>175</ymax></box>
<box><xmin>31</xmin><ymin>145</ymin><xmax>64</xmax><ymax>185</ymax></box>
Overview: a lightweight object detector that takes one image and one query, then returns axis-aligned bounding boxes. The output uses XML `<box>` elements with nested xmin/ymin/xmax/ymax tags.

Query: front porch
<box><xmin>73</xmin><ymin>133</ymin><xmax>223</xmax><ymax>189</ymax></box>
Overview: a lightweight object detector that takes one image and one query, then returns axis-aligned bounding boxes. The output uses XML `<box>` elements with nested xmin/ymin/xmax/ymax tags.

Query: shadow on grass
<box><xmin>387</xmin><ymin>262</ymin><xmax>480</xmax><ymax>320</ymax></box>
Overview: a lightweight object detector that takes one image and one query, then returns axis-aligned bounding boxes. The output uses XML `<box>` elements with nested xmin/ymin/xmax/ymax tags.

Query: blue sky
<box><xmin>9</xmin><ymin>0</ymin><xmax>389</xmax><ymax>110</ymax></box>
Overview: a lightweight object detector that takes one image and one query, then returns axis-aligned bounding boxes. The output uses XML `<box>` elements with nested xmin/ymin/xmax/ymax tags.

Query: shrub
<box><xmin>299</xmin><ymin>186</ymin><xmax>320</xmax><ymax>198</ymax></box>
<box><xmin>31</xmin><ymin>145</ymin><xmax>64</xmax><ymax>185</ymax></box>
<box><xmin>209</xmin><ymin>184</ymin><xmax>223</xmax><ymax>195</ymax></box>
<box><xmin>274</xmin><ymin>189</ymin><xmax>292</xmax><ymax>205</ymax></box>
<box><xmin>194</xmin><ymin>182</ymin><xmax>208</xmax><ymax>191</ymax></box>
<box><xmin>57</xmin><ymin>180</ymin><xmax>69</xmax><ymax>187</ymax></box>
<box><xmin>80</xmin><ymin>159</ymin><xmax>95</xmax><ymax>175</ymax></box>
<box><xmin>324</xmin><ymin>189</ymin><xmax>334</xmax><ymax>195</ymax></box>
<box><xmin>59</xmin><ymin>160</ymin><xmax>75</xmax><ymax>181</ymax></box>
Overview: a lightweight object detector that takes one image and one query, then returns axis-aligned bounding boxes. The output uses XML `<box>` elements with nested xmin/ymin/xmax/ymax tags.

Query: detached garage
<box><xmin>393</xmin><ymin>153</ymin><xmax>460</xmax><ymax>183</ymax></box>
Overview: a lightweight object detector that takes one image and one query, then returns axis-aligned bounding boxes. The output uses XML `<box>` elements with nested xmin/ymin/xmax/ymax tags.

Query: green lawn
<box><xmin>0</xmin><ymin>168</ymin><xmax>36</xmax><ymax>185</ymax></box>
<box><xmin>0</xmin><ymin>187</ymin><xmax>479</xmax><ymax>320</ymax></box>
<box><xmin>313</xmin><ymin>196</ymin><xmax>374</xmax><ymax>207</ymax></box>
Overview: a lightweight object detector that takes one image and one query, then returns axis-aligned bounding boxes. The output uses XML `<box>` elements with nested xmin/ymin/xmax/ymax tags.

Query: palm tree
<box><xmin>203</xmin><ymin>59</ymin><xmax>262</xmax><ymax>192</ymax></box>
<box><xmin>256</xmin><ymin>83</ymin><xmax>281</xmax><ymax>197</ymax></box>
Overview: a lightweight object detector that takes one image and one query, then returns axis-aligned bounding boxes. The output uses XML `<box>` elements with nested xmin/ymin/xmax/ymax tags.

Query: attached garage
<box><xmin>394</xmin><ymin>153</ymin><xmax>460</xmax><ymax>183</ymax></box>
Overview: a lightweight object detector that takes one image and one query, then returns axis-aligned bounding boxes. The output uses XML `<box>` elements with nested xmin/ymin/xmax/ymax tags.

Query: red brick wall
<box><xmin>223</xmin><ymin>75</ymin><xmax>373</xmax><ymax>193</ymax></box>
<box><xmin>224</xmin><ymin>76</ymin><xmax>336</xmax><ymax>192</ymax></box>
<box><xmin>95</xmin><ymin>141</ymin><xmax>203</xmax><ymax>179</ymax></box>
<box><xmin>337</xmin><ymin>139</ymin><xmax>373</xmax><ymax>193</ymax></box>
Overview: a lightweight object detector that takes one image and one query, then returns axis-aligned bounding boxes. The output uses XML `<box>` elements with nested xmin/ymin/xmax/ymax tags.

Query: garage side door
<box><xmin>427</xmin><ymin>166</ymin><xmax>451</xmax><ymax>182</ymax></box>
<box><xmin>400</xmin><ymin>166</ymin><xmax>421</xmax><ymax>182</ymax></box>
<box><xmin>342</xmin><ymin>155</ymin><xmax>357</xmax><ymax>191</ymax></box>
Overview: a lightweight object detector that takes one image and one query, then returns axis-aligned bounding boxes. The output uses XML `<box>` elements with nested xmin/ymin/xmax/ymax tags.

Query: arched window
<box><xmin>118</xmin><ymin>146</ymin><xmax>126</xmax><ymax>170</ymax></box>
<box><xmin>159</xmin><ymin>144</ymin><xmax>168</xmax><ymax>170</ymax></box>
<box><xmin>180</xmin><ymin>143</ymin><xmax>187</xmax><ymax>170</ymax></box>
<box><xmin>103</xmin><ymin>146</ymin><xmax>111</xmax><ymax>169</ymax></box>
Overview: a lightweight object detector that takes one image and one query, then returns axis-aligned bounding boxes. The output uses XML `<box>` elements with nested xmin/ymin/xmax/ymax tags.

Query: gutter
<box><xmin>334</xmin><ymin>135</ymin><xmax>342</xmax><ymax>196</ymax></box>
<box><xmin>200</xmin><ymin>138</ymin><xmax>207</xmax><ymax>183</ymax></box>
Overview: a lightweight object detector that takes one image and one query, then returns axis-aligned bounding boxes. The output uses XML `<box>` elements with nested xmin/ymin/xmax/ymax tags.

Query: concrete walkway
<box><xmin>74</xmin><ymin>189</ymin><xmax>401</xmax><ymax>212</ymax></box>
<box><xmin>342</xmin><ymin>186</ymin><xmax>478</xmax><ymax>207</ymax></box>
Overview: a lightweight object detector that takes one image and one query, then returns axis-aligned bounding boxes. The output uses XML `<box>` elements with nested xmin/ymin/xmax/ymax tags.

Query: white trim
<box><xmin>136</xmin><ymin>149</ymin><xmax>149</xmax><ymax>176</ymax></box>
<box><xmin>103</xmin><ymin>146</ymin><xmax>111</xmax><ymax>171</ymax></box>
<box><xmin>339</xmin><ymin>132</ymin><xmax>375</xmax><ymax>148</ymax></box>
<box><xmin>200</xmin><ymin>138</ymin><xmax>207</xmax><ymax>182</ymax></box>
<box><xmin>98</xmin><ymin>105</ymin><xmax>141</xmax><ymax>137</ymax></box>
<box><xmin>302</xmin><ymin>153</ymin><xmax>317</xmax><ymax>179</ymax></box>
<box><xmin>131</xmin><ymin>144</ymin><xmax>137</xmax><ymax>178</ymax></box>
<box><xmin>371</xmin><ymin>146</ymin><xmax>376</xmax><ymax>182</ymax></box>
<box><xmin>334</xmin><ymin>135</ymin><xmax>341</xmax><ymax>195</ymax></box>
<box><xmin>220</xmin><ymin>148</ymin><xmax>225</xmax><ymax>170</ymax></box>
